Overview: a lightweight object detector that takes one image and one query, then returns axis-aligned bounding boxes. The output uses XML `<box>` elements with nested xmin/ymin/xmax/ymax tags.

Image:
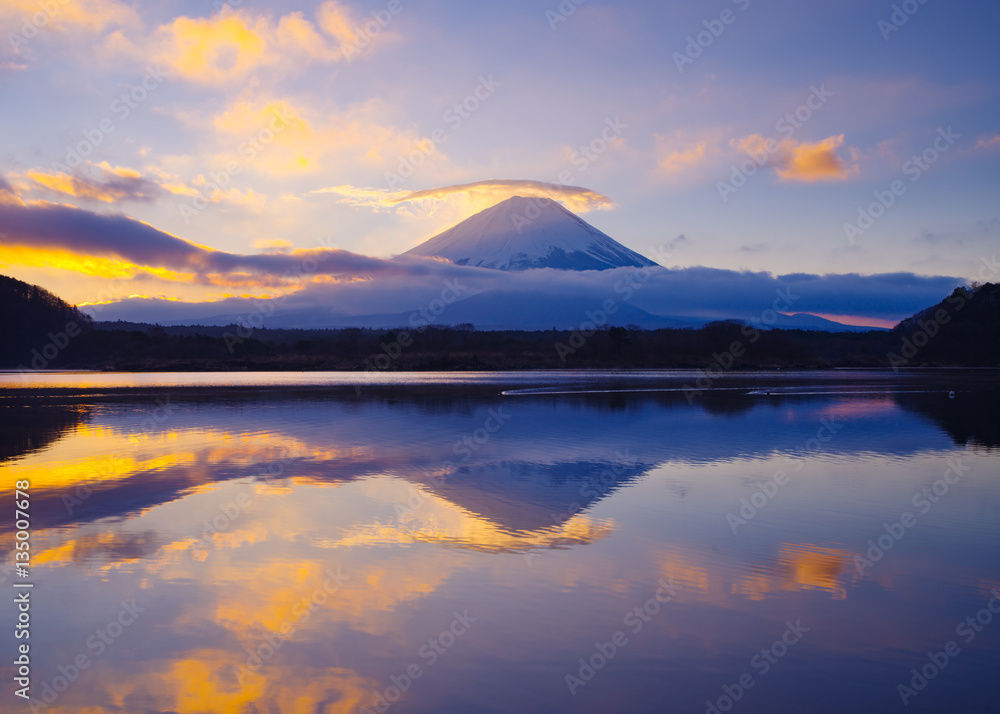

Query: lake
<box><xmin>1</xmin><ymin>370</ymin><xmax>998</xmax><ymax>713</ymax></box>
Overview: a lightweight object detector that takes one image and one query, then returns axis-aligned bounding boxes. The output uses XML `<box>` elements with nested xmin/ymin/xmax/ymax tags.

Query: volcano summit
<box><xmin>400</xmin><ymin>196</ymin><xmax>658</xmax><ymax>271</ymax></box>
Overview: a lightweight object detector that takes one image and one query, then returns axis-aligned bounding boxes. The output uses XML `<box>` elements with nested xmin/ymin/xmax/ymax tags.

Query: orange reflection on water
<box><xmin>0</xmin><ymin>421</ymin><xmax>197</xmax><ymax>492</ymax></box>
<box><xmin>732</xmin><ymin>543</ymin><xmax>851</xmax><ymax>600</ymax></box>
<box><xmin>646</xmin><ymin>541</ymin><xmax>852</xmax><ymax>608</ymax></box>
<box><xmin>655</xmin><ymin>545</ymin><xmax>712</xmax><ymax>594</ymax></box>
<box><xmin>31</xmin><ymin>647</ymin><xmax>377</xmax><ymax>714</ymax></box>
<box><xmin>326</xmin><ymin>479</ymin><xmax>616</xmax><ymax>554</ymax></box>
<box><xmin>0</xmin><ymin>423</ymin><xmax>329</xmax><ymax>500</ymax></box>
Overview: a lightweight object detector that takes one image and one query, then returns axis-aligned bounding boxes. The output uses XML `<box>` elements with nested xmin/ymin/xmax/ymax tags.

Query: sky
<box><xmin>0</xmin><ymin>0</ymin><xmax>998</xmax><ymax>325</ymax></box>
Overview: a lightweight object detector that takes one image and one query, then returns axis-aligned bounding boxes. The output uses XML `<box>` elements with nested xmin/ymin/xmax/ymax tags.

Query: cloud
<box><xmin>975</xmin><ymin>135</ymin><xmax>1000</xmax><ymax>151</ymax></box>
<box><xmin>254</xmin><ymin>239</ymin><xmax>294</xmax><ymax>251</ymax></box>
<box><xmin>91</xmin><ymin>261</ymin><xmax>964</xmax><ymax>327</ymax></box>
<box><xmin>314</xmin><ymin>179</ymin><xmax>615</xmax><ymax>214</ymax></box>
<box><xmin>399</xmin><ymin>180</ymin><xmax>615</xmax><ymax>212</ymax></box>
<box><xmin>622</xmin><ymin>268</ymin><xmax>961</xmax><ymax>321</ymax></box>
<box><xmin>732</xmin><ymin>134</ymin><xmax>857</xmax><ymax>182</ymax></box>
<box><xmin>213</xmin><ymin>99</ymin><xmax>300</xmax><ymax>135</ymax></box>
<box><xmin>653</xmin><ymin>234</ymin><xmax>690</xmax><ymax>262</ymax></box>
<box><xmin>0</xmin><ymin>200</ymin><xmax>431</xmax><ymax>287</ymax></box>
<box><xmin>0</xmin><ymin>0</ymin><xmax>136</xmax><ymax>36</ymax></box>
<box><xmin>653</xmin><ymin>129</ymin><xmax>857</xmax><ymax>184</ymax></box>
<box><xmin>775</xmin><ymin>135</ymin><xmax>855</xmax><ymax>182</ymax></box>
<box><xmin>187</xmin><ymin>181</ymin><xmax>266</xmax><ymax>209</ymax></box>
<box><xmin>155</xmin><ymin>12</ymin><xmax>269</xmax><ymax>84</ymax></box>
<box><xmin>203</xmin><ymin>96</ymin><xmax>433</xmax><ymax>176</ymax></box>
<box><xmin>151</xmin><ymin>2</ymin><xmax>369</xmax><ymax>85</ymax></box>
<box><xmin>316</xmin><ymin>0</ymin><xmax>358</xmax><ymax>45</ymax></box>
<box><xmin>26</xmin><ymin>162</ymin><xmax>162</xmax><ymax>203</ymax></box>
<box><xmin>0</xmin><ymin>61</ymin><xmax>27</xmax><ymax>70</ymax></box>
<box><xmin>664</xmin><ymin>234</ymin><xmax>690</xmax><ymax>251</ymax></box>
<box><xmin>0</xmin><ymin>175</ymin><xmax>23</xmax><ymax>206</ymax></box>
<box><xmin>658</xmin><ymin>142</ymin><xmax>708</xmax><ymax>174</ymax></box>
<box><xmin>653</xmin><ymin>129</ymin><xmax>730</xmax><ymax>179</ymax></box>
<box><xmin>15</xmin><ymin>163</ymin><xmax>268</xmax><ymax>212</ymax></box>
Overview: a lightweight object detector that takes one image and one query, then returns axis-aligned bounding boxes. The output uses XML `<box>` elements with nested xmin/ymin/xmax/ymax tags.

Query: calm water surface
<box><xmin>1</xmin><ymin>370</ymin><xmax>998</xmax><ymax>713</ymax></box>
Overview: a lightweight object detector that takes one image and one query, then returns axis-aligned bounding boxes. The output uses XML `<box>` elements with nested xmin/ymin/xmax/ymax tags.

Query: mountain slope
<box><xmin>890</xmin><ymin>283</ymin><xmax>999</xmax><ymax>365</ymax></box>
<box><xmin>0</xmin><ymin>274</ymin><xmax>91</xmax><ymax>366</ymax></box>
<box><xmin>400</xmin><ymin>196</ymin><xmax>658</xmax><ymax>271</ymax></box>
<box><xmin>895</xmin><ymin>283</ymin><xmax>999</xmax><ymax>332</ymax></box>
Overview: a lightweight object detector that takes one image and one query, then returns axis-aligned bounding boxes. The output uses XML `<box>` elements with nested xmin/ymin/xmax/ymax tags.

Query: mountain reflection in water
<box><xmin>0</xmin><ymin>370</ymin><xmax>997</xmax><ymax>713</ymax></box>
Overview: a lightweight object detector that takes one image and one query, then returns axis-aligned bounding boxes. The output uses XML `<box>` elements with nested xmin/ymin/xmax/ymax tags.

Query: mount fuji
<box><xmin>84</xmin><ymin>197</ymin><xmax>886</xmax><ymax>332</ymax></box>
<box><xmin>400</xmin><ymin>196</ymin><xmax>658</xmax><ymax>271</ymax></box>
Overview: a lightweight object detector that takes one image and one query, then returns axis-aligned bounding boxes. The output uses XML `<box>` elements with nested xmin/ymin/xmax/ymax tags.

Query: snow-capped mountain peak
<box><xmin>400</xmin><ymin>196</ymin><xmax>658</xmax><ymax>271</ymax></box>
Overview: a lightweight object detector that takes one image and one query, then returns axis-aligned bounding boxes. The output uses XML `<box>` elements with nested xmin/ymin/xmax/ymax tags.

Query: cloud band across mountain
<box><xmin>0</xmin><ymin>198</ymin><xmax>964</xmax><ymax>325</ymax></box>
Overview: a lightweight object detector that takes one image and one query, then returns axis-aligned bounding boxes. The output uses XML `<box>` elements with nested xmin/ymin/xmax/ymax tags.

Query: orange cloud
<box><xmin>0</xmin><ymin>196</ymin><xmax>424</xmax><ymax>299</ymax></box>
<box><xmin>733</xmin><ymin>133</ymin><xmax>856</xmax><ymax>182</ymax></box>
<box><xmin>317</xmin><ymin>1</ymin><xmax>358</xmax><ymax>45</ymax></box>
<box><xmin>653</xmin><ymin>128</ymin><xmax>733</xmax><ymax>178</ymax></box>
<box><xmin>253</xmin><ymin>239</ymin><xmax>294</xmax><ymax>251</ymax></box>
<box><xmin>0</xmin><ymin>176</ymin><xmax>24</xmax><ymax>206</ymax></box>
<box><xmin>658</xmin><ymin>142</ymin><xmax>708</xmax><ymax>174</ymax></box>
<box><xmin>0</xmin><ymin>244</ymin><xmax>191</xmax><ymax>282</ymax></box>
<box><xmin>653</xmin><ymin>128</ymin><xmax>738</xmax><ymax>182</ymax></box>
<box><xmin>196</xmin><ymin>95</ymin><xmax>436</xmax><ymax>178</ymax></box>
<box><xmin>212</xmin><ymin>99</ymin><xmax>316</xmax><ymax>173</ymax></box>
<box><xmin>0</xmin><ymin>241</ymin><xmax>314</xmax><ymax>292</ymax></box>
<box><xmin>0</xmin><ymin>0</ymin><xmax>136</xmax><ymax>35</ymax></box>
<box><xmin>156</xmin><ymin>12</ymin><xmax>269</xmax><ymax>84</ymax></box>
<box><xmin>26</xmin><ymin>164</ymin><xmax>161</xmax><ymax>203</ymax></box>
<box><xmin>777</xmin><ymin>135</ymin><xmax>855</xmax><ymax>182</ymax></box>
<box><xmin>153</xmin><ymin>2</ymin><xmax>367</xmax><ymax>85</ymax></box>
<box><xmin>17</xmin><ymin>163</ymin><xmax>266</xmax><ymax>211</ymax></box>
<box><xmin>140</xmin><ymin>164</ymin><xmax>264</xmax><ymax>208</ymax></box>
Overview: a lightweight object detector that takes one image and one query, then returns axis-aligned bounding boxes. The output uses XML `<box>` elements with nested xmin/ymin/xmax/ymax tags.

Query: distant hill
<box><xmin>90</xmin><ymin>293</ymin><xmax>881</xmax><ymax>332</ymax></box>
<box><xmin>0</xmin><ymin>275</ymin><xmax>91</xmax><ymax>368</ymax></box>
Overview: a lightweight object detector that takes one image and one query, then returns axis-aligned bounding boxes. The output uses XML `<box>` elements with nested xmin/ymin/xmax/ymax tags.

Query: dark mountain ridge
<box><xmin>0</xmin><ymin>275</ymin><xmax>996</xmax><ymax>370</ymax></box>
